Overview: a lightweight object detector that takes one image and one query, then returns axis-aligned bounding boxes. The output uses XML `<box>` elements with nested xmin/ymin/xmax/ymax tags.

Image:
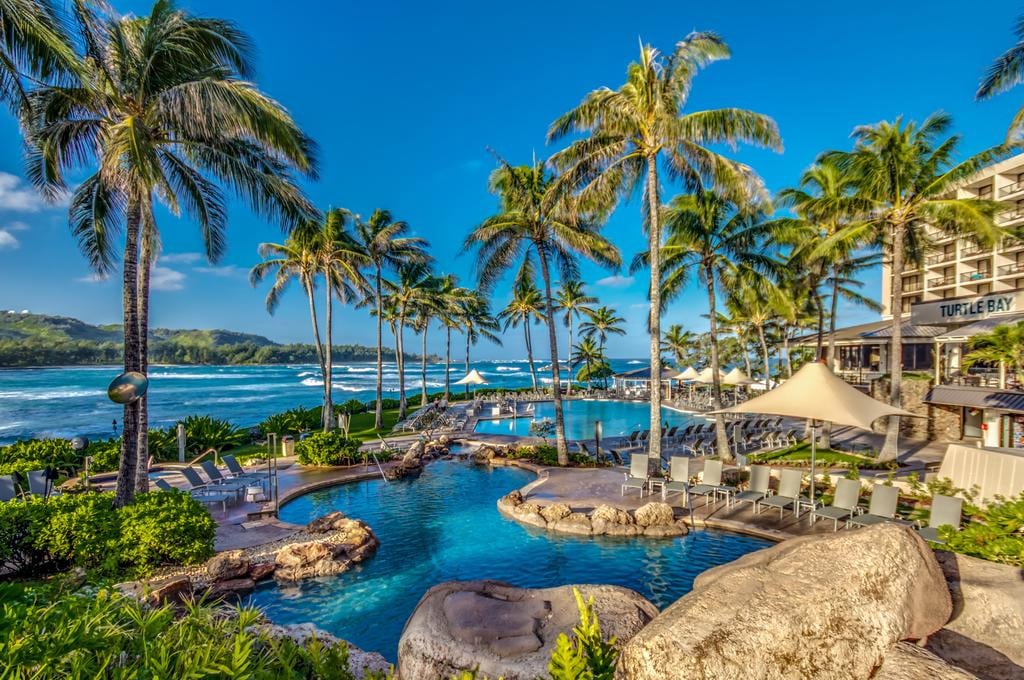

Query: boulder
<box><xmin>306</xmin><ymin>511</ymin><xmax>348</xmax><ymax>534</ymax></box>
<box><xmin>438</xmin><ymin>435</ymin><xmax>451</xmax><ymax>446</ymax></box>
<box><xmin>634</xmin><ymin>502</ymin><xmax>675</xmax><ymax>527</ymax></box>
<box><xmin>255</xmin><ymin>623</ymin><xmax>390</xmax><ymax>677</ymax></box>
<box><xmin>874</xmin><ymin>643</ymin><xmax>978</xmax><ymax>679</ymax></box>
<box><xmin>206</xmin><ymin>549</ymin><xmax>250</xmax><ymax>581</ymax></box>
<box><xmin>274</xmin><ymin>519</ymin><xmax>379</xmax><ymax>582</ymax></box>
<box><xmin>515</xmin><ymin>511</ymin><xmax>548</xmax><ymax>530</ymax></box>
<box><xmin>642</xmin><ymin>524</ymin><xmax>686</xmax><ymax>538</ymax></box>
<box><xmin>502</xmin><ymin>490</ymin><xmax>524</xmax><ymax>507</ymax></box>
<box><xmin>591</xmin><ymin>504</ymin><xmax>633</xmax><ymax>525</ymax></box>
<box><xmin>551</xmin><ymin>512</ymin><xmax>593</xmax><ymax>536</ymax></box>
<box><xmin>249</xmin><ymin>562</ymin><xmax>276</xmax><ymax>581</ymax></box>
<box><xmin>397</xmin><ymin>580</ymin><xmax>657</xmax><ymax>680</ymax></box>
<box><xmin>472</xmin><ymin>446</ymin><xmax>497</xmax><ymax>464</ymax></box>
<box><xmin>208</xmin><ymin>577</ymin><xmax>255</xmax><ymax>597</ymax></box>
<box><xmin>926</xmin><ymin>551</ymin><xmax>1024</xmax><ymax>680</ymax></box>
<box><xmin>617</xmin><ymin>524</ymin><xmax>952</xmax><ymax>680</ymax></box>
<box><xmin>603</xmin><ymin>523</ymin><xmax>640</xmax><ymax>537</ymax></box>
<box><xmin>146</xmin><ymin>574</ymin><xmax>193</xmax><ymax>605</ymax></box>
<box><xmin>539</xmin><ymin>503</ymin><xmax>572</xmax><ymax>524</ymax></box>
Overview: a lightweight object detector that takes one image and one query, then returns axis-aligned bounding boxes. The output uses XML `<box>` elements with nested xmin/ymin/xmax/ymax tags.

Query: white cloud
<box><xmin>0</xmin><ymin>230</ymin><xmax>18</xmax><ymax>249</ymax></box>
<box><xmin>629</xmin><ymin>302</ymin><xmax>648</xmax><ymax>310</ymax></box>
<box><xmin>77</xmin><ymin>273</ymin><xmax>108</xmax><ymax>283</ymax></box>
<box><xmin>151</xmin><ymin>266</ymin><xmax>186</xmax><ymax>291</ymax></box>
<box><xmin>596</xmin><ymin>274</ymin><xmax>635</xmax><ymax>288</ymax></box>
<box><xmin>5</xmin><ymin>220</ymin><xmax>29</xmax><ymax>231</ymax></box>
<box><xmin>160</xmin><ymin>252</ymin><xmax>203</xmax><ymax>264</ymax></box>
<box><xmin>194</xmin><ymin>264</ymin><xmax>246</xmax><ymax>279</ymax></box>
<box><xmin>0</xmin><ymin>173</ymin><xmax>46</xmax><ymax>212</ymax></box>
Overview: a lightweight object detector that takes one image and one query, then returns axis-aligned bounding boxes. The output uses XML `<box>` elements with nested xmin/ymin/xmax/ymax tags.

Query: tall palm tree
<box><xmin>662</xmin><ymin>324</ymin><xmax>697</xmax><ymax>368</ymax></box>
<box><xmin>384</xmin><ymin>262</ymin><xmax>438</xmax><ymax>420</ymax></box>
<box><xmin>571</xmin><ymin>336</ymin><xmax>605</xmax><ymax>387</ymax></box>
<box><xmin>28</xmin><ymin>0</ymin><xmax>316</xmax><ymax>505</ymax></box>
<box><xmin>497</xmin><ymin>281</ymin><xmax>546</xmax><ymax>390</ymax></box>
<box><xmin>580</xmin><ymin>306</ymin><xmax>625</xmax><ymax>387</ymax></box>
<box><xmin>825</xmin><ymin>114</ymin><xmax>1006</xmax><ymax>461</ymax></box>
<box><xmin>433</xmin><ymin>274</ymin><xmax>472</xmax><ymax>402</ymax></box>
<box><xmin>463</xmin><ymin>159</ymin><xmax>620</xmax><ymax>465</ymax></box>
<box><xmin>456</xmin><ymin>292</ymin><xmax>502</xmax><ymax>395</ymax></box>
<box><xmin>554</xmin><ymin>280</ymin><xmax>596</xmax><ymax>396</ymax></box>
<box><xmin>963</xmin><ymin>321</ymin><xmax>1024</xmax><ymax>388</ymax></box>
<box><xmin>353</xmin><ymin>210</ymin><xmax>429</xmax><ymax>428</ymax></box>
<box><xmin>548</xmin><ymin>34</ymin><xmax>781</xmax><ymax>462</ymax></box>
<box><xmin>0</xmin><ymin>0</ymin><xmax>77</xmax><ymax>116</ymax></box>
<box><xmin>639</xmin><ymin>190</ymin><xmax>779</xmax><ymax>462</ymax></box>
<box><xmin>977</xmin><ymin>15</ymin><xmax>1024</xmax><ymax>143</ymax></box>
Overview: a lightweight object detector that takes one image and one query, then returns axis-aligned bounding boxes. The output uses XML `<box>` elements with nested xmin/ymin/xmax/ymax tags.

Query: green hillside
<box><xmin>0</xmin><ymin>312</ymin><xmax>437</xmax><ymax>367</ymax></box>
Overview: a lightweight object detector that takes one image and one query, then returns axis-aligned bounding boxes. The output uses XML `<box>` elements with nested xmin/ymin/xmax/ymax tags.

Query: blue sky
<box><xmin>0</xmin><ymin>0</ymin><xmax>1020</xmax><ymax>359</ymax></box>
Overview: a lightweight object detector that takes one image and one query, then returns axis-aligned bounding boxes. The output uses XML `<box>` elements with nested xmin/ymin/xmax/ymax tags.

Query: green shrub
<box><xmin>941</xmin><ymin>492</ymin><xmax>1024</xmax><ymax>567</ymax></box>
<box><xmin>87</xmin><ymin>438</ymin><xmax>121</xmax><ymax>473</ymax></box>
<box><xmin>549</xmin><ymin>588</ymin><xmax>618</xmax><ymax>680</ymax></box>
<box><xmin>506</xmin><ymin>444</ymin><xmax>596</xmax><ymax>468</ymax></box>
<box><xmin>118</xmin><ymin>490</ymin><xmax>216</xmax><ymax>571</ymax></box>
<box><xmin>37</xmin><ymin>492</ymin><xmax>120</xmax><ymax>573</ymax></box>
<box><xmin>176</xmin><ymin>415</ymin><xmax>247</xmax><ymax>455</ymax></box>
<box><xmin>259</xmin><ymin>406</ymin><xmax>321</xmax><ymax>436</ymax></box>
<box><xmin>296</xmin><ymin>431</ymin><xmax>363</xmax><ymax>466</ymax></box>
<box><xmin>338</xmin><ymin>399</ymin><xmax>367</xmax><ymax>414</ymax></box>
<box><xmin>0</xmin><ymin>438</ymin><xmax>81</xmax><ymax>476</ymax></box>
<box><xmin>0</xmin><ymin>497</ymin><xmax>55</xmax><ymax>574</ymax></box>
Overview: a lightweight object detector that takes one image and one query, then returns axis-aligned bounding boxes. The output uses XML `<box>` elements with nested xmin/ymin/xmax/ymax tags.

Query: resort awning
<box><xmin>924</xmin><ymin>384</ymin><xmax>1024</xmax><ymax>412</ymax></box>
<box><xmin>675</xmin><ymin>366</ymin><xmax>699</xmax><ymax>381</ymax></box>
<box><xmin>454</xmin><ymin>369</ymin><xmax>488</xmax><ymax>386</ymax></box>
<box><xmin>713</xmin><ymin>361</ymin><xmax>918</xmax><ymax>430</ymax></box>
<box><xmin>722</xmin><ymin>367</ymin><xmax>756</xmax><ymax>386</ymax></box>
<box><xmin>612</xmin><ymin>366</ymin><xmax>677</xmax><ymax>382</ymax></box>
<box><xmin>694</xmin><ymin>367</ymin><xmax>726</xmax><ymax>384</ymax></box>
<box><xmin>933</xmin><ymin>313</ymin><xmax>1024</xmax><ymax>343</ymax></box>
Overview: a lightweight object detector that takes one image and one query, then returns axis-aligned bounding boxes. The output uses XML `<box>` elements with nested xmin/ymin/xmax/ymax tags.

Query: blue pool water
<box><xmin>249</xmin><ymin>459</ymin><xmax>771</xmax><ymax>660</ymax></box>
<box><xmin>473</xmin><ymin>399</ymin><xmax>703</xmax><ymax>440</ymax></box>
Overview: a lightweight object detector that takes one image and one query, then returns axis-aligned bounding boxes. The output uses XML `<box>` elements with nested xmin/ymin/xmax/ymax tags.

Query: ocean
<box><xmin>0</xmin><ymin>358</ymin><xmax>649</xmax><ymax>443</ymax></box>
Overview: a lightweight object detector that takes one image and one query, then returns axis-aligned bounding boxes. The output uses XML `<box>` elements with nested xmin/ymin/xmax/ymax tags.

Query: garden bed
<box><xmin>748</xmin><ymin>443</ymin><xmax>898</xmax><ymax>470</ymax></box>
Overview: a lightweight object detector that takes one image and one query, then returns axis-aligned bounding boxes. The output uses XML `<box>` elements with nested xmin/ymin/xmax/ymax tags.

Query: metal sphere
<box><xmin>70</xmin><ymin>436</ymin><xmax>90</xmax><ymax>451</ymax></box>
<box><xmin>107</xmin><ymin>371</ymin><xmax>149</xmax><ymax>404</ymax></box>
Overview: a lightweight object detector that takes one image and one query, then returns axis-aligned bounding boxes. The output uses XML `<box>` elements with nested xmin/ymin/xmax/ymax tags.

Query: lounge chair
<box><xmin>757</xmin><ymin>468</ymin><xmax>803</xmax><ymax>517</ymax></box>
<box><xmin>661</xmin><ymin>456</ymin><xmax>691</xmax><ymax>500</ymax></box>
<box><xmin>847</xmin><ymin>484</ymin><xmax>904</xmax><ymax>528</ymax></box>
<box><xmin>0</xmin><ymin>474</ymin><xmax>18</xmax><ymax>501</ymax></box>
<box><xmin>223</xmin><ymin>454</ymin><xmax>270</xmax><ymax>482</ymax></box>
<box><xmin>621</xmin><ymin>453</ymin><xmax>651</xmax><ymax>497</ymax></box>
<box><xmin>687</xmin><ymin>460</ymin><xmax>736</xmax><ymax>507</ymax></box>
<box><xmin>199</xmin><ymin>460</ymin><xmax>248</xmax><ymax>492</ymax></box>
<box><xmin>917</xmin><ymin>494</ymin><xmax>963</xmax><ymax>544</ymax></box>
<box><xmin>663</xmin><ymin>426</ymin><xmax>679</xmax><ymax>443</ymax></box>
<box><xmin>26</xmin><ymin>469</ymin><xmax>56</xmax><ymax>498</ymax></box>
<box><xmin>733</xmin><ymin>465</ymin><xmax>770</xmax><ymax>509</ymax></box>
<box><xmin>811</xmin><ymin>478</ymin><xmax>861</xmax><ymax>530</ymax></box>
<box><xmin>638</xmin><ymin>430</ymin><xmax>650</xmax><ymax>449</ymax></box>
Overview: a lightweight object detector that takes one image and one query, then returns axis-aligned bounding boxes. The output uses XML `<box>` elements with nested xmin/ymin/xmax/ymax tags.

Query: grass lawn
<box><xmin>748</xmin><ymin>443</ymin><xmax>893</xmax><ymax>469</ymax></box>
<box><xmin>345</xmin><ymin>408</ymin><xmax>401</xmax><ymax>441</ymax></box>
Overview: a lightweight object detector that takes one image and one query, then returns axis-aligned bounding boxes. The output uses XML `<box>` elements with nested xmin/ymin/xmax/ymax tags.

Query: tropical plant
<box><xmin>498</xmin><ymin>281</ymin><xmax>546</xmax><ymax>390</ymax></box>
<box><xmin>0</xmin><ymin>0</ymin><xmax>76</xmax><ymax>116</ymax></box>
<box><xmin>580</xmin><ymin>306</ymin><xmax>625</xmax><ymax>388</ymax></box>
<box><xmin>639</xmin><ymin>190</ymin><xmax>780</xmax><ymax>462</ymax></box>
<box><xmin>963</xmin><ymin>320</ymin><xmax>1024</xmax><ymax>388</ymax></box>
<box><xmin>0</xmin><ymin>438</ymin><xmax>80</xmax><ymax>476</ymax></box>
<box><xmin>548</xmin><ymin>33</ymin><xmax>781</xmax><ymax>462</ymax></box>
<box><xmin>258</xmin><ymin>406</ymin><xmax>321</xmax><ymax>437</ymax></box>
<box><xmin>384</xmin><ymin>262</ymin><xmax>439</xmax><ymax>420</ymax></box>
<box><xmin>554</xmin><ymin>280</ymin><xmax>596</xmax><ymax>395</ymax></box>
<box><xmin>571</xmin><ymin>336</ymin><xmax>606</xmax><ymax>387</ymax></box>
<box><xmin>433</xmin><ymin>274</ymin><xmax>473</xmax><ymax>401</ymax></box>
<box><xmin>27</xmin><ymin>0</ymin><xmax>317</xmax><ymax>505</ymax></box>
<box><xmin>295</xmin><ymin>431</ymin><xmax>363</xmax><ymax>467</ymax></box>
<box><xmin>824</xmin><ymin>114</ymin><xmax>1006</xmax><ymax>460</ymax></box>
<box><xmin>464</xmin><ymin>159</ymin><xmax>620</xmax><ymax>465</ymax></box>
<box><xmin>941</xmin><ymin>492</ymin><xmax>1024</xmax><ymax>567</ymax></box>
<box><xmin>977</xmin><ymin>15</ymin><xmax>1024</xmax><ymax>143</ymax></box>
<box><xmin>175</xmin><ymin>415</ymin><xmax>247</xmax><ymax>456</ymax></box>
<box><xmin>548</xmin><ymin>589</ymin><xmax>619</xmax><ymax>680</ymax></box>
<box><xmin>453</xmin><ymin>291</ymin><xmax>502</xmax><ymax>397</ymax></box>
<box><xmin>353</xmin><ymin>209</ymin><xmax>429</xmax><ymax>428</ymax></box>
<box><xmin>662</xmin><ymin>324</ymin><xmax>698</xmax><ymax>368</ymax></box>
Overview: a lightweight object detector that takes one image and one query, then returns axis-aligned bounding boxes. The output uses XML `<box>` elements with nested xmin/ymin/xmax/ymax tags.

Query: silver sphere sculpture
<box><xmin>70</xmin><ymin>436</ymin><xmax>90</xmax><ymax>451</ymax></box>
<box><xmin>107</xmin><ymin>371</ymin><xmax>149</xmax><ymax>404</ymax></box>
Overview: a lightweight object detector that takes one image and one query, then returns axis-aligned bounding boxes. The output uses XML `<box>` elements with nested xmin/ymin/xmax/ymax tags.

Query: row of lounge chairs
<box><xmin>0</xmin><ymin>469</ymin><xmax>57</xmax><ymax>501</ymax></box>
<box><xmin>156</xmin><ymin>455</ymin><xmax>268</xmax><ymax>512</ymax></box>
<box><xmin>621</xmin><ymin>457</ymin><xmax>964</xmax><ymax>544</ymax></box>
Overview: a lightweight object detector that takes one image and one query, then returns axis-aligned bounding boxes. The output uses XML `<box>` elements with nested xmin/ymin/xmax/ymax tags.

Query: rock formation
<box><xmin>497</xmin><ymin>492</ymin><xmax>688</xmax><ymax>538</ymax></box>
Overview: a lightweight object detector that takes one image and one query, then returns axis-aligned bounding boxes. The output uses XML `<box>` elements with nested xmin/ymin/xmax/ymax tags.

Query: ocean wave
<box><xmin>0</xmin><ymin>389</ymin><xmax>101</xmax><ymax>401</ymax></box>
<box><xmin>495</xmin><ymin>366</ymin><xmax>519</xmax><ymax>372</ymax></box>
<box><xmin>344</xmin><ymin>367</ymin><xmax>376</xmax><ymax>373</ymax></box>
<box><xmin>148</xmin><ymin>372</ymin><xmax>259</xmax><ymax>380</ymax></box>
<box><xmin>627</xmin><ymin>360</ymin><xmax>643</xmax><ymax>365</ymax></box>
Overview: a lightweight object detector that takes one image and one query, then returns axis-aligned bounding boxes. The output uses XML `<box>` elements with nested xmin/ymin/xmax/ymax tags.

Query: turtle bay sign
<box><xmin>911</xmin><ymin>290</ymin><xmax>1022</xmax><ymax>325</ymax></box>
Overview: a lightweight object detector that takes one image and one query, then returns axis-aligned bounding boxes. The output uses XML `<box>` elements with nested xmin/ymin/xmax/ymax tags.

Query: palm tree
<box><xmin>353</xmin><ymin>210</ymin><xmax>429</xmax><ymax>428</ymax></box>
<box><xmin>28</xmin><ymin>1</ymin><xmax>316</xmax><ymax>505</ymax></box>
<box><xmin>825</xmin><ymin>114</ymin><xmax>1006</xmax><ymax>461</ymax></box>
<box><xmin>662</xmin><ymin>324</ymin><xmax>697</xmax><ymax>368</ymax></box>
<box><xmin>580</xmin><ymin>306</ymin><xmax>625</xmax><ymax>387</ymax></box>
<box><xmin>640</xmin><ymin>190</ymin><xmax>779</xmax><ymax>462</ymax></box>
<box><xmin>977</xmin><ymin>15</ymin><xmax>1024</xmax><ymax>142</ymax></box>
<box><xmin>497</xmin><ymin>282</ymin><xmax>546</xmax><ymax>390</ymax></box>
<box><xmin>0</xmin><ymin>0</ymin><xmax>76</xmax><ymax>116</ymax></box>
<box><xmin>463</xmin><ymin>159</ymin><xmax>620</xmax><ymax>465</ymax></box>
<box><xmin>571</xmin><ymin>336</ymin><xmax>606</xmax><ymax>387</ymax></box>
<box><xmin>963</xmin><ymin>321</ymin><xmax>1024</xmax><ymax>388</ymax></box>
<box><xmin>548</xmin><ymin>34</ymin><xmax>781</xmax><ymax>462</ymax></box>
<box><xmin>554</xmin><ymin>280</ymin><xmax>596</xmax><ymax>396</ymax></box>
<box><xmin>433</xmin><ymin>274</ymin><xmax>472</xmax><ymax>402</ymax></box>
<box><xmin>456</xmin><ymin>292</ymin><xmax>502</xmax><ymax>395</ymax></box>
<box><xmin>384</xmin><ymin>262</ymin><xmax>438</xmax><ymax>420</ymax></box>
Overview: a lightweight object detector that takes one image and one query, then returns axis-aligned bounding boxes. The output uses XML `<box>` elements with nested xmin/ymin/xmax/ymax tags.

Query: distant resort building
<box><xmin>792</xmin><ymin>153</ymin><xmax>1024</xmax><ymax>451</ymax></box>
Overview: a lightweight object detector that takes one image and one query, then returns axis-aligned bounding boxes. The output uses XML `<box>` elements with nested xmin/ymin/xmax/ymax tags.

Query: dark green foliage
<box><xmin>941</xmin><ymin>492</ymin><xmax>1024</xmax><ymax>567</ymax></box>
<box><xmin>0</xmin><ymin>438</ymin><xmax>81</xmax><ymax>476</ymax></box>
<box><xmin>507</xmin><ymin>445</ymin><xmax>597</xmax><ymax>468</ymax></box>
<box><xmin>118</xmin><ymin>490</ymin><xmax>217</xmax><ymax>569</ymax></box>
<box><xmin>339</xmin><ymin>399</ymin><xmax>367</xmax><ymax>414</ymax></box>
<box><xmin>296</xmin><ymin>432</ymin><xmax>363</xmax><ymax>466</ymax></box>
<box><xmin>548</xmin><ymin>588</ymin><xmax>619</xmax><ymax>680</ymax></box>
<box><xmin>176</xmin><ymin>415</ymin><xmax>247</xmax><ymax>455</ymax></box>
<box><xmin>259</xmin><ymin>406</ymin><xmax>322</xmax><ymax>436</ymax></box>
<box><xmin>37</xmin><ymin>493</ymin><xmax>121</xmax><ymax>574</ymax></box>
<box><xmin>85</xmin><ymin>438</ymin><xmax>121</xmax><ymax>473</ymax></box>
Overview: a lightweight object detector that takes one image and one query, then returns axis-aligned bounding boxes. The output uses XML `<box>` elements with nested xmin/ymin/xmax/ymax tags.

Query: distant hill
<box><xmin>0</xmin><ymin>312</ymin><xmax>438</xmax><ymax>367</ymax></box>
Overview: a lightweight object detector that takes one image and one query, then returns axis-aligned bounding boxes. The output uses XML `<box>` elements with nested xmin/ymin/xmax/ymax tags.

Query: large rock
<box><xmin>397</xmin><ymin>580</ymin><xmax>657</xmax><ymax>680</ymax></box>
<box><xmin>874</xmin><ymin>643</ymin><xmax>978</xmax><ymax>679</ymax></box>
<box><xmin>618</xmin><ymin>524</ymin><xmax>952</xmax><ymax>680</ymax></box>
<box><xmin>206</xmin><ymin>549</ymin><xmax>250</xmax><ymax>581</ymax></box>
<box><xmin>633</xmin><ymin>502</ymin><xmax>675</xmax><ymax>527</ymax></box>
<box><xmin>306</xmin><ymin>511</ymin><xmax>348</xmax><ymax>534</ymax></box>
<box><xmin>147</xmin><ymin>574</ymin><xmax>193</xmax><ymax>605</ymax></box>
<box><xmin>591</xmin><ymin>504</ymin><xmax>633</xmax><ymax>526</ymax></box>
<box><xmin>926</xmin><ymin>551</ymin><xmax>1024</xmax><ymax>680</ymax></box>
<box><xmin>539</xmin><ymin>503</ymin><xmax>571</xmax><ymax>524</ymax></box>
<box><xmin>274</xmin><ymin>519</ymin><xmax>379</xmax><ymax>581</ymax></box>
<box><xmin>471</xmin><ymin>446</ymin><xmax>498</xmax><ymax>464</ymax></box>
<box><xmin>551</xmin><ymin>512</ymin><xmax>592</xmax><ymax>536</ymax></box>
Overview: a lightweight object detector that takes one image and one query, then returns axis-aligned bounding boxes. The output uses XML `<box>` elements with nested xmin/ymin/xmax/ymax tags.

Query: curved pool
<box><xmin>250</xmin><ymin>460</ymin><xmax>770</xmax><ymax>660</ymax></box>
<box><xmin>473</xmin><ymin>399</ymin><xmax>702</xmax><ymax>439</ymax></box>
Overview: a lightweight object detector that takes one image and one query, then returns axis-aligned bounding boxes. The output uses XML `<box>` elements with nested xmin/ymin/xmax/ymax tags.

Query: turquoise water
<box><xmin>473</xmin><ymin>399</ymin><xmax>702</xmax><ymax>440</ymax></box>
<box><xmin>249</xmin><ymin>459</ymin><xmax>771</xmax><ymax>660</ymax></box>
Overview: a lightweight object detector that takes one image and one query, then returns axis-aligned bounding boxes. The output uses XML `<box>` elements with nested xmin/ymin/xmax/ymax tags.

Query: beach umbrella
<box><xmin>454</xmin><ymin>369</ymin><xmax>488</xmax><ymax>394</ymax></box>
<box><xmin>712</xmin><ymin>361</ymin><xmax>918</xmax><ymax>509</ymax></box>
<box><xmin>694</xmin><ymin>367</ymin><xmax>725</xmax><ymax>384</ymax></box>
<box><xmin>675</xmin><ymin>366</ymin><xmax>699</xmax><ymax>381</ymax></box>
<box><xmin>722</xmin><ymin>367</ymin><xmax>756</xmax><ymax>386</ymax></box>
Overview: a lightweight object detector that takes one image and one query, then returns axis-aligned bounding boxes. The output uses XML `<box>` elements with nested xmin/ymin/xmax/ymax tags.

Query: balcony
<box><xmin>999</xmin><ymin>207</ymin><xmax>1024</xmax><ymax>224</ymax></box>
<box><xmin>960</xmin><ymin>243</ymin><xmax>989</xmax><ymax>258</ymax></box>
<box><xmin>926</xmin><ymin>252</ymin><xmax>956</xmax><ymax>266</ymax></box>
<box><xmin>1000</xmin><ymin>180</ymin><xmax>1024</xmax><ymax>197</ymax></box>
<box><xmin>960</xmin><ymin>270</ymin><xmax>992</xmax><ymax>283</ymax></box>
<box><xmin>998</xmin><ymin>262</ymin><xmax>1024</xmax><ymax>276</ymax></box>
<box><xmin>902</xmin><ymin>280</ymin><xmax>923</xmax><ymax>293</ymax></box>
<box><xmin>928</xmin><ymin>275</ymin><xmax>956</xmax><ymax>288</ymax></box>
<box><xmin>1001</xmin><ymin>238</ymin><xmax>1024</xmax><ymax>252</ymax></box>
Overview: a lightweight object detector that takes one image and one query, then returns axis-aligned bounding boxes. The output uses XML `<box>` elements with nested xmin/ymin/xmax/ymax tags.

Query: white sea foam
<box><xmin>627</xmin><ymin>360</ymin><xmax>643</xmax><ymax>365</ymax></box>
<box><xmin>0</xmin><ymin>389</ymin><xmax>100</xmax><ymax>401</ymax></box>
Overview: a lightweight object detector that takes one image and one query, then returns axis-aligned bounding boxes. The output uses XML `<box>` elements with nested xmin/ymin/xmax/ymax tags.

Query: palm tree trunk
<box><xmin>645</xmin><ymin>155</ymin><xmax>664</xmax><ymax>463</ymax></box>
<box><xmin>115</xmin><ymin>194</ymin><xmax>142</xmax><ymax>507</ymax></box>
<box><xmin>880</xmin><ymin>224</ymin><xmax>906</xmax><ymax>462</ymax></box>
<box><xmin>445</xmin><ymin>326</ymin><xmax>451</xmax><ymax>401</ymax></box>
<box><xmin>134</xmin><ymin>226</ymin><xmax>153</xmax><ymax>494</ymax></box>
<box><xmin>783</xmin><ymin>324</ymin><xmax>793</xmax><ymax>377</ymax></box>
<box><xmin>758</xmin><ymin>325</ymin><xmax>770</xmax><ymax>391</ymax></box>
<box><xmin>464</xmin><ymin>332</ymin><xmax>470</xmax><ymax>398</ymax></box>
<box><xmin>420</xmin><ymin>323</ymin><xmax>428</xmax><ymax>407</ymax></box>
<box><xmin>815</xmin><ymin>294</ymin><xmax>825</xmax><ymax>360</ymax></box>
<box><xmin>323</xmin><ymin>276</ymin><xmax>334</xmax><ymax>431</ymax></box>
<box><xmin>705</xmin><ymin>265</ymin><xmax>732</xmax><ymax>462</ymax></box>
<box><xmin>524</xmin><ymin>323</ymin><xmax>538</xmax><ymax>391</ymax></box>
<box><xmin>821</xmin><ymin>270</ymin><xmax>842</xmax><ymax>448</ymax></box>
<box><xmin>374</xmin><ymin>268</ymin><xmax>384</xmax><ymax>429</ymax></box>
<box><xmin>566</xmin><ymin>316</ymin><xmax>573</xmax><ymax>397</ymax></box>
<box><xmin>305</xmin><ymin>280</ymin><xmax>327</xmax><ymax>408</ymax></box>
<box><xmin>397</xmin><ymin>311</ymin><xmax>407</xmax><ymax>420</ymax></box>
<box><xmin>742</xmin><ymin>336</ymin><xmax>752</xmax><ymax>377</ymax></box>
<box><xmin>538</xmin><ymin>251</ymin><xmax>568</xmax><ymax>465</ymax></box>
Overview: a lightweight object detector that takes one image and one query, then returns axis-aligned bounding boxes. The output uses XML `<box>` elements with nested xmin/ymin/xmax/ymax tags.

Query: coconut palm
<box><xmin>455</xmin><ymin>292</ymin><xmax>502</xmax><ymax>396</ymax></box>
<box><xmin>662</xmin><ymin>324</ymin><xmax>698</xmax><ymax>368</ymax></box>
<box><xmin>553</xmin><ymin>280</ymin><xmax>596</xmax><ymax>396</ymax></box>
<box><xmin>353</xmin><ymin>209</ymin><xmax>429</xmax><ymax>428</ymax></box>
<box><xmin>580</xmin><ymin>306</ymin><xmax>625</xmax><ymax>387</ymax></box>
<box><xmin>548</xmin><ymin>33</ymin><xmax>781</xmax><ymax>461</ymax></box>
<box><xmin>463</xmin><ymin>159</ymin><xmax>620</xmax><ymax>465</ymax></box>
<box><xmin>28</xmin><ymin>0</ymin><xmax>317</xmax><ymax>505</ymax></box>
<box><xmin>497</xmin><ymin>281</ymin><xmax>546</xmax><ymax>390</ymax></box>
<box><xmin>825</xmin><ymin>113</ymin><xmax>1006</xmax><ymax>461</ymax></box>
<box><xmin>384</xmin><ymin>262</ymin><xmax>438</xmax><ymax>420</ymax></box>
<box><xmin>433</xmin><ymin>274</ymin><xmax>473</xmax><ymax>402</ymax></box>
<box><xmin>977</xmin><ymin>15</ymin><xmax>1024</xmax><ymax>143</ymax></box>
<box><xmin>0</xmin><ymin>0</ymin><xmax>77</xmax><ymax>116</ymax></box>
<box><xmin>637</xmin><ymin>190</ymin><xmax>780</xmax><ymax>462</ymax></box>
<box><xmin>963</xmin><ymin>321</ymin><xmax>1024</xmax><ymax>388</ymax></box>
<box><xmin>571</xmin><ymin>336</ymin><xmax>606</xmax><ymax>387</ymax></box>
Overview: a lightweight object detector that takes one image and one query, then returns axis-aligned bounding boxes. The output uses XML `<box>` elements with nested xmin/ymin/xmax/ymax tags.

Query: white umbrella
<box><xmin>722</xmin><ymin>367</ymin><xmax>756</xmax><ymax>386</ymax></box>
<box><xmin>713</xmin><ymin>361</ymin><xmax>918</xmax><ymax>509</ymax></box>
<box><xmin>675</xmin><ymin>366</ymin><xmax>699</xmax><ymax>381</ymax></box>
<box><xmin>454</xmin><ymin>369</ymin><xmax>488</xmax><ymax>386</ymax></box>
<box><xmin>694</xmin><ymin>367</ymin><xmax>725</xmax><ymax>384</ymax></box>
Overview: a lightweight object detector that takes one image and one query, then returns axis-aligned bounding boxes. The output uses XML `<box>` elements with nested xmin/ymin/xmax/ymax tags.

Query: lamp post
<box><xmin>594</xmin><ymin>420</ymin><xmax>602</xmax><ymax>463</ymax></box>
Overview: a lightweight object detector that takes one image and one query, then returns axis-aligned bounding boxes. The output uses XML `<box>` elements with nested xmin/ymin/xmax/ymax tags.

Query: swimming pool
<box><xmin>473</xmin><ymin>399</ymin><xmax>702</xmax><ymax>440</ymax></box>
<box><xmin>249</xmin><ymin>459</ymin><xmax>770</xmax><ymax>660</ymax></box>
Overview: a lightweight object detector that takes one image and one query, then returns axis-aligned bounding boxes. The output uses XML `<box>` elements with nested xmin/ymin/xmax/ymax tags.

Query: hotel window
<box><xmin>977</xmin><ymin>184</ymin><xmax>993</xmax><ymax>200</ymax></box>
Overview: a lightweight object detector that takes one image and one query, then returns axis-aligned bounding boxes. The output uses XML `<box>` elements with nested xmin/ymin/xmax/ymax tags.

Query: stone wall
<box><xmin>870</xmin><ymin>376</ymin><xmax>962</xmax><ymax>441</ymax></box>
